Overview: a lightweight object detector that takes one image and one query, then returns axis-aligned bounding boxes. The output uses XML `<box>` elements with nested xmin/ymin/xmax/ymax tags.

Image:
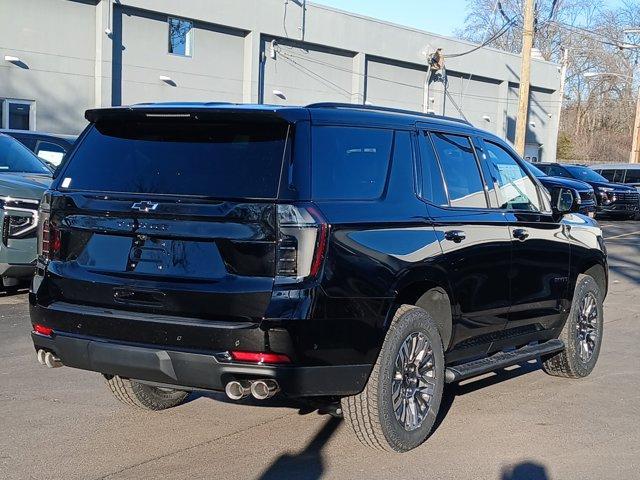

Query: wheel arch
<box><xmin>392</xmin><ymin>280</ymin><xmax>454</xmax><ymax>350</ymax></box>
<box><xmin>583</xmin><ymin>263</ymin><xmax>607</xmax><ymax>299</ymax></box>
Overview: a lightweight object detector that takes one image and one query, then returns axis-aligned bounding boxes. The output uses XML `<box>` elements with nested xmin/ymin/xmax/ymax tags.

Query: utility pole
<box><xmin>514</xmin><ymin>0</ymin><xmax>535</xmax><ymax>156</ymax></box>
<box><xmin>631</xmin><ymin>85</ymin><xmax>640</xmax><ymax>163</ymax></box>
<box><xmin>557</xmin><ymin>48</ymin><xmax>569</xmax><ymax>120</ymax></box>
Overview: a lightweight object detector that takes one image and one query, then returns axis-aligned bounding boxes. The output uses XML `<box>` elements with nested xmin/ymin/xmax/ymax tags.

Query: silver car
<box><xmin>0</xmin><ymin>134</ymin><xmax>52</xmax><ymax>288</ymax></box>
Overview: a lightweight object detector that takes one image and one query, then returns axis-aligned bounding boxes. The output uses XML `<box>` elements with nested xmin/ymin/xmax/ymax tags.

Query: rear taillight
<box><xmin>39</xmin><ymin>214</ymin><xmax>60</xmax><ymax>260</ymax></box>
<box><xmin>37</xmin><ymin>191</ymin><xmax>60</xmax><ymax>261</ymax></box>
<box><xmin>276</xmin><ymin>204</ymin><xmax>329</xmax><ymax>284</ymax></box>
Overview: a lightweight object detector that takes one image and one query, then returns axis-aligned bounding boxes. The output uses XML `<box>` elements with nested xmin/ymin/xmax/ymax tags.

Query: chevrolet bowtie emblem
<box><xmin>131</xmin><ymin>201</ymin><xmax>159</xmax><ymax>212</ymax></box>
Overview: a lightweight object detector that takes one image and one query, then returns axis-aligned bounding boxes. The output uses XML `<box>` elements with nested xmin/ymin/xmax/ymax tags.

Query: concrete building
<box><xmin>1</xmin><ymin>0</ymin><xmax>563</xmax><ymax>161</ymax></box>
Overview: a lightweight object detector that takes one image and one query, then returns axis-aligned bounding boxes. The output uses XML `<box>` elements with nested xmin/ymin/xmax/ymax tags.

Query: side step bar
<box><xmin>445</xmin><ymin>339</ymin><xmax>565</xmax><ymax>383</ymax></box>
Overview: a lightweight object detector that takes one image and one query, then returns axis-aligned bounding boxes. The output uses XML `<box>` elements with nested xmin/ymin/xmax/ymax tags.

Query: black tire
<box><xmin>542</xmin><ymin>274</ymin><xmax>603</xmax><ymax>378</ymax></box>
<box><xmin>341</xmin><ymin>304</ymin><xmax>445</xmax><ymax>452</ymax></box>
<box><xmin>104</xmin><ymin>375</ymin><xmax>189</xmax><ymax>410</ymax></box>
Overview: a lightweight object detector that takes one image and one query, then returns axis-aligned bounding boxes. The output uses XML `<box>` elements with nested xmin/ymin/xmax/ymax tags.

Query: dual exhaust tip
<box><xmin>36</xmin><ymin>349</ymin><xmax>277</xmax><ymax>400</ymax></box>
<box><xmin>225</xmin><ymin>379</ymin><xmax>279</xmax><ymax>401</ymax></box>
<box><xmin>36</xmin><ymin>349</ymin><xmax>62</xmax><ymax>368</ymax></box>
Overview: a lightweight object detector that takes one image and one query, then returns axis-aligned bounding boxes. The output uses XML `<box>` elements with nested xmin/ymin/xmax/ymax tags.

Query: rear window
<box><xmin>312</xmin><ymin>126</ymin><xmax>393</xmax><ymax>200</ymax></box>
<box><xmin>60</xmin><ymin>118</ymin><xmax>290</xmax><ymax>199</ymax></box>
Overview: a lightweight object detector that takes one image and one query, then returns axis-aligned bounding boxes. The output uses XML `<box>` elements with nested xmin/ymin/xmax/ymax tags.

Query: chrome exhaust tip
<box><xmin>43</xmin><ymin>351</ymin><xmax>62</xmax><ymax>368</ymax></box>
<box><xmin>36</xmin><ymin>349</ymin><xmax>47</xmax><ymax>366</ymax></box>
<box><xmin>225</xmin><ymin>380</ymin><xmax>250</xmax><ymax>400</ymax></box>
<box><xmin>250</xmin><ymin>379</ymin><xmax>279</xmax><ymax>400</ymax></box>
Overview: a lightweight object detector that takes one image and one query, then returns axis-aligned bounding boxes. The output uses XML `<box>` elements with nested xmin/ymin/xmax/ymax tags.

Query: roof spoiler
<box><xmin>85</xmin><ymin>105</ymin><xmax>307</xmax><ymax>124</ymax></box>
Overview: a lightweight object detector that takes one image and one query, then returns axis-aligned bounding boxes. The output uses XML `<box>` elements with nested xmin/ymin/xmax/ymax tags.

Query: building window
<box><xmin>168</xmin><ymin>17</ymin><xmax>193</xmax><ymax>56</ymax></box>
<box><xmin>1</xmin><ymin>99</ymin><xmax>35</xmax><ymax>130</ymax></box>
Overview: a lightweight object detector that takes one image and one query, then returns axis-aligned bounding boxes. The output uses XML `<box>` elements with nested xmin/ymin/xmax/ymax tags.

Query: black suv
<box><xmin>536</xmin><ymin>162</ymin><xmax>639</xmax><ymax>219</ymax></box>
<box><xmin>30</xmin><ymin>103</ymin><xmax>607</xmax><ymax>452</ymax></box>
<box><xmin>526</xmin><ymin>162</ymin><xmax>597</xmax><ymax>217</ymax></box>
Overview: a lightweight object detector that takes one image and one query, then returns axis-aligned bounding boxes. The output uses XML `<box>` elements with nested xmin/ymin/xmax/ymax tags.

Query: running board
<box><xmin>445</xmin><ymin>339</ymin><xmax>565</xmax><ymax>383</ymax></box>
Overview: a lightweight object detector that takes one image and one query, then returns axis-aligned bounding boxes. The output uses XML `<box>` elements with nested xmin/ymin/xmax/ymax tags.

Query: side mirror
<box><xmin>551</xmin><ymin>187</ymin><xmax>580</xmax><ymax>215</ymax></box>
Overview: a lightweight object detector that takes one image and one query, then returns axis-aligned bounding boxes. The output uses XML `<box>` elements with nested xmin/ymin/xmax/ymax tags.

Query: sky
<box><xmin>312</xmin><ymin>0</ymin><xmax>627</xmax><ymax>37</ymax></box>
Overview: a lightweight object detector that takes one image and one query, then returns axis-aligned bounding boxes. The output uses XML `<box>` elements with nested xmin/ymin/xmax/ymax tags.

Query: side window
<box><xmin>599</xmin><ymin>169</ymin><xmax>615</xmax><ymax>181</ymax></box>
<box><xmin>35</xmin><ymin>141</ymin><xmax>66</xmax><ymax>166</ymax></box>
<box><xmin>430</xmin><ymin>132</ymin><xmax>487</xmax><ymax>208</ymax></box>
<box><xmin>613</xmin><ymin>169</ymin><xmax>625</xmax><ymax>183</ymax></box>
<box><xmin>548</xmin><ymin>165</ymin><xmax>570</xmax><ymax>178</ymax></box>
<box><xmin>625</xmin><ymin>169</ymin><xmax>640</xmax><ymax>184</ymax></box>
<box><xmin>417</xmin><ymin>133</ymin><xmax>448</xmax><ymax>206</ymax></box>
<box><xmin>483</xmin><ymin>141</ymin><xmax>542</xmax><ymax>212</ymax></box>
<box><xmin>535</xmin><ymin>164</ymin><xmax>550</xmax><ymax>175</ymax></box>
<box><xmin>311</xmin><ymin>126</ymin><xmax>393</xmax><ymax>200</ymax></box>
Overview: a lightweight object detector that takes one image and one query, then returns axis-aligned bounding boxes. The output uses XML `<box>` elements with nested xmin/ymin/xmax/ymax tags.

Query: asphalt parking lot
<box><xmin>2</xmin><ymin>221</ymin><xmax>639</xmax><ymax>480</ymax></box>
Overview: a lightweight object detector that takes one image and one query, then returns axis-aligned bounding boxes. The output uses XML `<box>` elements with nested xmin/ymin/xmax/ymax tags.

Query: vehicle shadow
<box><xmin>192</xmin><ymin>360</ymin><xmax>542</xmax><ymax>440</ymax></box>
<box><xmin>501</xmin><ymin>461</ymin><xmax>550</xmax><ymax>479</ymax></box>
<box><xmin>256</xmin><ymin>416</ymin><xmax>342</xmax><ymax>480</ymax></box>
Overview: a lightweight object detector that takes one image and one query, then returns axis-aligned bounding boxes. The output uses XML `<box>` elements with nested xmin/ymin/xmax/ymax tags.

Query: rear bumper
<box><xmin>29</xmin><ymin>300</ymin><xmax>373</xmax><ymax>397</ymax></box>
<box><xmin>0</xmin><ymin>262</ymin><xmax>35</xmax><ymax>279</ymax></box>
<box><xmin>31</xmin><ymin>332</ymin><xmax>370</xmax><ymax>397</ymax></box>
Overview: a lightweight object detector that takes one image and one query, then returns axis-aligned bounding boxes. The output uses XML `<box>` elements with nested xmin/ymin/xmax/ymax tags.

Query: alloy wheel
<box><xmin>576</xmin><ymin>292</ymin><xmax>599</xmax><ymax>363</ymax></box>
<box><xmin>391</xmin><ymin>332</ymin><xmax>437</xmax><ymax>431</ymax></box>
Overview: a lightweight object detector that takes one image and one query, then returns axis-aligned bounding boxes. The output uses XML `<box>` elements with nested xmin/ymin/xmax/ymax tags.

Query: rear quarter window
<box><xmin>311</xmin><ymin>126</ymin><xmax>393</xmax><ymax>200</ymax></box>
<box><xmin>625</xmin><ymin>170</ymin><xmax>640</xmax><ymax>184</ymax></box>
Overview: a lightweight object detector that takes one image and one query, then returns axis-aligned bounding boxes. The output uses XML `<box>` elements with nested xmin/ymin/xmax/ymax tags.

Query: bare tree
<box><xmin>457</xmin><ymin>0</ymin><xmax>640</xmax><ymax>162</ymax></box>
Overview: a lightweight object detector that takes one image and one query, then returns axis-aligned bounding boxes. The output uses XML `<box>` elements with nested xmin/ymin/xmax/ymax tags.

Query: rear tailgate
<box><xmin>39</xmin><ymin>109</ymin><xmax>291</xmax><ymax>324</ymax></box>
<box><xmin>44</xmin><ymin>193</ymin><xmax>277</xmax><ymax>320</ymax></box>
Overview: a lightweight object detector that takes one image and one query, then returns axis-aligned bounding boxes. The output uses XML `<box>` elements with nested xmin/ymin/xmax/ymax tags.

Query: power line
<box><xmin>442</xmin><ymin>72</ymin><xmax>469</xmax><ymax>121</ymax></box>
<box><xmin>481</xmin><ymin>0</ymin><xmax>501</xmax><ymax>43</ymax></box>
<box><xmin>497</xmin><ymin>1</ymin><xmax>513</xmax><ymax>25</ymax></box>
<box><xmin>446</xmin><ymin>17</ymin><xmax>516</xmax><ymax>58</ymax></box>
<box><xmin>277</xmin><ymin>54</ymin><xmax>352</xmax><ymax>97</ymax></box>
<box><xmin>548</xmin><ymin>0</ymin><xmax>559</xmax><ymax>21</ymax></box>
<box><xmin>548</xmin><ymin>20</ymin><xmax>640</xmax><ymax>49</ymax></box>
<box><xmin>275</xmin><ymin>48</ymin><xmax>563</xmax><ymax>106</ymax></box>
<box><xmin>277</xmin><ymin>48</ymin><xmax>428</xmax><ymax>90</ymax></box>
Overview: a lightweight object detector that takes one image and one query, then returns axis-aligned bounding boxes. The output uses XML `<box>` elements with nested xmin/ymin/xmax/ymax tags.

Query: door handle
<box><xmin>513</xmin><ymin>228</ymin><xmax>529</xmax><ymax>241</ymax></box>
<box><xmin>444</xmin><ymin>230</ymin><xmax>466</xmax><ymax>243</ymax></box>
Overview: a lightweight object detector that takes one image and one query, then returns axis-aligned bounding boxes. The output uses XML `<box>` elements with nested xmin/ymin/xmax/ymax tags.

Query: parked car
<box><xmin>536</xmin><ymin>162</ymin><xmax>639</xmax><ymax>219</ymax></box>
<box><xmin>526</xmin><ymin>162</ymin><xmax>596</xmax><ymax>217</ymax></box>
<box><xmin>30</xmin><ymin>103</ymin><xmax>607</xmax><ymax>452</ymax></box>
<box><xmin>0</xmin><ymin>134</ymin><xmax>52</xmax><ymax>287</ymax></box>
<box><xmin>0</xmin><ymin>129</ymin><xmax>77</xmax><ymax>168</ymax></box>
<box><xmin>590</xmin><ymin>163</ymin><xmax>640</xmax><ymax>192</ymax></box>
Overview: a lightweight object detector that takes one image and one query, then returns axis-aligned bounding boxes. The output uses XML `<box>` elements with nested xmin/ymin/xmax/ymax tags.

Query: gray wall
<box><xmin>0</xmin><ymin>0</ymin><xmax>563</xmax><ymax>160</ymax></box>
<box><xmin>0</xmin><ymin>0</ymin><xmax>97</xmax><ymax>133</ymax></box>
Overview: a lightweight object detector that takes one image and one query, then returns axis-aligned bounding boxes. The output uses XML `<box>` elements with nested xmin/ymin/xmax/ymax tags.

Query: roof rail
<box><xmin>306</xmin><ymin>102</ymin><xmax>472</xmax><ymax>126</ymax></box>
